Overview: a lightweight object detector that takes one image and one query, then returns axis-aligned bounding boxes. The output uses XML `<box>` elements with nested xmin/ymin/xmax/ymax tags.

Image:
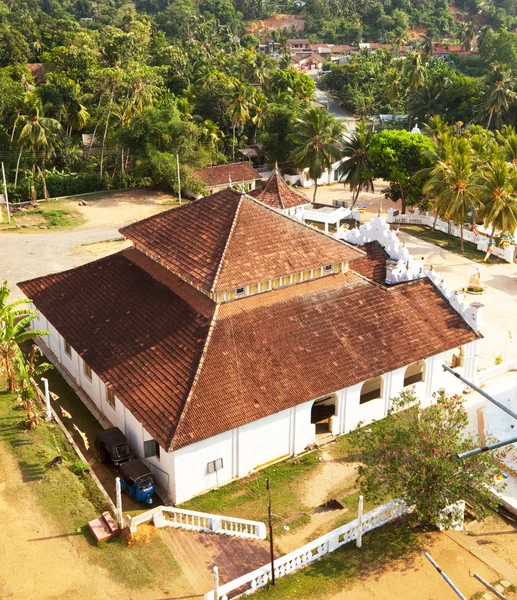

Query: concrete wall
<box><xmin>31</xmin><ymin>309</ymin><xmax>479</xmax><ymax>504</ymax></box>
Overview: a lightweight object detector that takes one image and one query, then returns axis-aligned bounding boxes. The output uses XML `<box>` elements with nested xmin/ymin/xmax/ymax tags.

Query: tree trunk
<box><xmin>313</xmin><ymin>180</ymin><xmax>318</xmax><ymax>203</ymax></box>
<box><xmin>4</xmin><ymin>351</ymin><xmax>15</xmax><ymax>393</ymax></box>
<box><xmin>30</xmin><ymin>162</ymin><xmax>37</xmax><ymax>207</ymax></box>
<box><xmin>100</xmin><ymin>91</ymin><xmax>114</xmax><ymax>179</ymax></box>
<box><xmin>232</xmin><ymin>124</ymin><xmax>236</xmax><ymax>162</ymax></box>
<box><xmin>487</xmin><ymin>107</ymin><xmax>494</xmax><ymax>130</ymax></box>
<box><xmin>350</xmin><ymin>186</ymin><xmax>360</xmax><ymax>209</ymax></box>
<box><xmin>400</xmin><ymin>189</ymin><xmax>407</xmax><ymax>215</ymax></box>
<box><xmin>460</xmin><ymin>221</ymin><xmax>464</xmax><ymax>253</ymax></box>
<box><xmin>88</xmin><ymin>124</ymin><xmax>98</xmax><ymax>157</ymax></box>
<box><xmin>14</xmin><ymin>148</ymin><xmax>23</xmax><ymax>186</ymax></box>
<box><xmin>10</xmin><ymin>111</ymin><xmax>20</xmax><ymax>148</ymax></box>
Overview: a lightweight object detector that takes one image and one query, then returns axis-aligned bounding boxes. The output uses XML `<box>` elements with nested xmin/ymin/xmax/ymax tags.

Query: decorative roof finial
<box><xmin>274</xmin><ymin>161</ymin><xmax>279</xmax><ymax>174</ymax></box>
<box><xmin>228</xmin><ymin>175</ymin><xmax>232</xmax><ymax>188</ymax></box>
<box><xmin>378</xmin><ymin>202</ymin><xmax>383</xmax><ymax>217</ymax></box>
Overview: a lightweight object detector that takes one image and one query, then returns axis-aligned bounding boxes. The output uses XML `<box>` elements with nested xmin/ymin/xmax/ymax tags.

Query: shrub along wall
<box><xmin>7</xmin><ymin>173</ymin><xmax>146</xmax><ymax>203</ymax></box>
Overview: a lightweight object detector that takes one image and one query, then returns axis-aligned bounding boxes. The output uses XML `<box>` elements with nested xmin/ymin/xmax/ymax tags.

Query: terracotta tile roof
<box><xmin>18</xmin><ymin>249</ymin><xmax>215</xmax><ymax>449</ymax></box>
<box><xmin>194</xmin><ymin>163</ymin><xmax>261</xmax><ymax>188</ymax></box>
<box><xmin>247</xmin><ymin>171</ymin><xmax>310</xmax><ymax>209</ymax></box>
<box><xmin>20</xmin><ymin>255</ymin><xmax>479</xmax><ymax>452</ymax></box>
<box><xmin>351</xmin><ymin>241</ymin><xmax>389</xmax><ymax>284</ymax></box>
<box><xmin>120</xmin><ymin>189</ymin><xmax>363</xmax><ymax>292</ymax></box>
<box><xmin>171</xmin><ymin>272</ymin><xmax>480</xmax><ymax>449</ymax></box>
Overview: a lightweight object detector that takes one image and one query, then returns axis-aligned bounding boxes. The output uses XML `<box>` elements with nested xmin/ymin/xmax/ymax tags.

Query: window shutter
<box><xmin>144</xmin><ymin>440</ymin><xmax>155</xmax><ymax>458</ymax></box>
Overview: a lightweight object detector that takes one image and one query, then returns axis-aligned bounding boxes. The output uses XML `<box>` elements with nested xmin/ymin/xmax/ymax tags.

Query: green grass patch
<box><xmin>182</xmin><ymin>452</ymin><xmax>322</xmax><ymax>522</ymax></box>
<box><xmin>32</xmin><ymin>207</ymin><xmax>76</xmax><ymax>227</ymax></box>
<box><xmin>401</xmin><ymin>225</ymin><xmax>504</xmax><ymax>264</ymax></box>
<box><xmin>0</xmin><ymin>389</ymin><xmax>180</xmax><ymax>589</ymax></box>
<box><xmin>256</xmin><ymin>517</ymin><xmax>427</xmax><ymax>599</ymax></box>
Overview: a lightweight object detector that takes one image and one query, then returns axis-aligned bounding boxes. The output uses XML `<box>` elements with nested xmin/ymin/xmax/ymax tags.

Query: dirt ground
<box><xmin>0</xmin><ymin>433</ymin><xmax>130</xmax><ymax>600</ymax></box>
<box><xmin>331</xmin><ymin>530</ymin><xmax>517</xmax><ymax>600</ymax></box>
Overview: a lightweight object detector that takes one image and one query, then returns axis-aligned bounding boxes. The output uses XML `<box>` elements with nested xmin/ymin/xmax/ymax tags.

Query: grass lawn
<box><xmin>256</xmin><ymin>517</ymin><xmax>427</xmax><ymax>599</ymax></box>
<box><xmin>182</xmin><ymin>452</ymin><xmax>324</xmax><ymax>523</ymax></box>
<box><xmin>182</xmin><ymin>437</ymin><xmax>362</xmax><ymax>527</ymax></box>
<box><xmin>400</xmin><ymin>225</ymin><xmax>504</xmax><ymax>264</ymax></box>
<box><xmin>0</xmin><ymin>387</ymin><xmax>181</xmax><ymax>589</ymax></box>
<box><xmin>0</xmin><ymin>199</ymin><xmax>85</xmax><ymax>231</ymax></box>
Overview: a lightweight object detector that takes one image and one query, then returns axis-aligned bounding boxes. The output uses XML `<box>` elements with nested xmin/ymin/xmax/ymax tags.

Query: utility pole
<box><xmin>115</xmin><ymin>476</ymin><xmax>123</xmax><ymax>529</ymax></box>
<box><xmin>1</xmin><ymin>162</ymin><xmax>11</xmax><ymax>224</ymax></box>
<box><xmin>41</xmin><ymin>377</ymin><xmax>51</xmax><ymax>421</ymax></box>
<box><xmin>213</xmin><ymin>566</ymin><xmax>219</xmax><ymax>600</ymax></box>
<box><xmin>266</xmin><ymin>478</ymin><xmax>275</xmax><ymax>586</ymax></box>
<box><xmin>176</xmin><ymin>153</ymin><xmax>182</xmax><ymax>206</ymax></box>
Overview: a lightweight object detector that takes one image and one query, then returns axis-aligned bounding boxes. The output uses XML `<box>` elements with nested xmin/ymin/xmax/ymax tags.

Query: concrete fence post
<box><xmin>41</xmin><ymin>377</ymin><xmax>52</xmax><ymax>421</ymax></box>
<box><xmin>356</xmin><ymin>495</ymin><xmax>364</xmax><ymax>548</ymax></box>
<box><xmin>213</xmin><ymin>566</ymin><xmax>219</xmax><ymax>600</ymax></box>
<box><xmin>115</xmin><ymin>477</ymin><xmax>123</xmax><ymax>529</ymax></box>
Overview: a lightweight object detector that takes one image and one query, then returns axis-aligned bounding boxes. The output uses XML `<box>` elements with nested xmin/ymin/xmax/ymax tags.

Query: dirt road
<box><xmin>2</xmin><ymin>189</ymin><xmax>175</xmax><ymax>299</ymax></box>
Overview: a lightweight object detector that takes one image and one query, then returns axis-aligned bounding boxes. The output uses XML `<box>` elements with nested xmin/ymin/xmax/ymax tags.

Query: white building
<box><xmin>19</xmin><ymin>189</ymin><xmax>482</xmax><ymax>505</ymax></box>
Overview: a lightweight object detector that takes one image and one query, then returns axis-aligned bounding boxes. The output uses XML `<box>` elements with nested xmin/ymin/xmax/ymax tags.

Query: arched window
<box><xmin>360</xmin><ymin>377</ymin><xmax>383</xmax><ymax>404</ymax></box>
<box><xmin>404</xmin><ymin>361</ymin><xmax>426</xmax><ymax>387</ymax></box>
<box><xmin>451</xmin><ymin>346</ymin><xmax>465</xmax><ymax>368</ymax></box>
<box><xmin>311</xmin><ymin>395</ymin><xmax>337</xmax><ymax>434</ymax></box>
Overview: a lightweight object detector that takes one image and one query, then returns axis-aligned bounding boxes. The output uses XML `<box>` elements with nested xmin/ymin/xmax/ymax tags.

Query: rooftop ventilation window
<box><xmin>324</xmin><ymin>264</ymin><xmax>332</xmax><ymax>272</ymax></box>
<box><xmin>236</xmin><ymin>287</ymin><xmax>245</xmax><ymax>295</ymax></box>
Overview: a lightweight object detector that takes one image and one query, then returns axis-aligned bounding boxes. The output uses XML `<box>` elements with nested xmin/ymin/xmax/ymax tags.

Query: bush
<box><xmin>69</xmin><ymin>460</ymin><xmax>90</xmax><ymax>477</ymax></box>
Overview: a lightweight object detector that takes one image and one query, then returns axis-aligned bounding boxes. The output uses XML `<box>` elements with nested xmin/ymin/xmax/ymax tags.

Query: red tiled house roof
<box><xmin>120</xmin><ymin>189</ymin><xmax>363</xmax><ymax>293</ymax></box>
<box><xmin>19</xmin><ymin>249</ymin><xmax>215</xmax><ymax>448</ymax></box>
<box><xmin>172</xmin><ymin>272</ymin><xmax>479</xmax><ymax>449</ymax></box>
<box><xmin>194</xmin><ymin>162</ymin><xmax>260</xmax><ymax>187</ymax></box>
<box><xmin>351</xmin><ymin>241</ymin><xmax>389</xmax><ymax>284</ymax></box>
<box><xmin>20</xmin><ymin>259</ymin><xmax>479</xmax><ymax>451</ymax></box>
<box><xmin>247</xmin><ymin>170</ymin><xmax>310</xmax><ymax>209</ymax></box>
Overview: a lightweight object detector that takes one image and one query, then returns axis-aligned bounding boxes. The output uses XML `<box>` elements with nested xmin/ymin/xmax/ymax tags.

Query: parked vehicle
<box><xmin>95</xmin><ymin>427</ymin><xmax>131</xmax><ymax>469</ymax></box>
<box><xmin>119</xmin><ymin>459</ymin><xmax>155</xmax><ymax>504</ymax></box>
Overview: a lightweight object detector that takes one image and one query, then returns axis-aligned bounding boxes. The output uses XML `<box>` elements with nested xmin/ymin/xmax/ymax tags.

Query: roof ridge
<box><xmin>209</xmin><ymin>193</ymin><xmax>245</xmax><ymax>293</ymax></box>
<box><xmin>166</xmin><ymin>303</ymin><xmax>221</xmax><ymax>451</ymax></box>
<box><xmin>242</xmin><ymin>192</ymin><xmax>366</xmax><ymax>257</ymax></box>
<box><xmin>274</xmin><ymin>173</ymin><xmax>286</xmax><ymax>210</ymax></box>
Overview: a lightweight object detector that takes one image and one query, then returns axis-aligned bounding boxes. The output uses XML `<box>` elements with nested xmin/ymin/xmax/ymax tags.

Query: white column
<box><xmin>41</xmin><ymin>377</ymin><xmax>51</xmax><ymax>421</ymax></box>
<box><xmin>356</xmin><ymin>495</ymin><xmax>364</xmax><ymax>548</ymax></box>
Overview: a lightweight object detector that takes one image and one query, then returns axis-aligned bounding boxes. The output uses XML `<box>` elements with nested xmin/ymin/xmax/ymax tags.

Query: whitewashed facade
<box><xmin>32</xmin><ymin>309</ymin><xmax>479</xmax><ymax>504</ymax></box>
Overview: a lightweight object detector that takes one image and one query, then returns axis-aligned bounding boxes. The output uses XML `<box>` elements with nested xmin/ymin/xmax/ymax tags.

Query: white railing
<box><xmin>204</xmin><ymin>499</ymin><xmax>409</xmax><ymax>600</ymax></box>
<box><xmin>387</xmin><ymin>208</ymin><xmax>516</xmax><ymax>263</ymax></box>
<box><xmin>478</xmin><ymin>360</ymin><xmax>517</xmax><ymax>384</ymax></box>
<box><xmin>124</xmin><ymin>505</ymin><xmax>267</xmax><ymax>539</ymax></box>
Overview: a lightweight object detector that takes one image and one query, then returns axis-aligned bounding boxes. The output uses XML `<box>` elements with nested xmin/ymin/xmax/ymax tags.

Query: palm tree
<box><xmin>228</xmin><ymin>80</ymin><xmax>252</xmax><ymax>161</ymax></box>
<box><xmin>497</xmin><ymin>126</ymin><xmax>517</xmax><ymax>166</ymax></box>
<box><xmin>420</xmin><ymin>34</ymin><xmax>435</xmax><ymax>58</ymax></box>
<box><xmin>405</xmin><ymin>51</ymin><xmax>426</xmax><ymax>89</ymax></box>
<box><xmin>14</xmin><ymin>93</ymin><xmax>61</xmax><ymax>204</ymax></box>
<box><xmin>0</xmin><ymin>281</ymin><xmax>49</xmax><ymax>393</ymax></box>
<box><xmin>337</xmin><ymin>120</ymin><xmax>374</xmax><ymax>209</ymax></box>
<box><xmin>483</xmin><ymin>64</ymin><xmax>516</xmax><ymax>130</ymax></box>
<box><xmin>477</xmin><ymin>158</ymin><xmax>517</xmax><ymax>243</ymax></box>
<box><xmin>250</xmin><ymin>90</ymin><xmax>267</xmax><ymax>144</ymax></box>
<box><xmin>288</xmin><ymin>107</ymin><xmax>344</xmax><ymax>203</ymax></box>
<box><xmin>423</xmin><ymin>138</ymin><xmax>480</xmax><ymax>252</ymax></box>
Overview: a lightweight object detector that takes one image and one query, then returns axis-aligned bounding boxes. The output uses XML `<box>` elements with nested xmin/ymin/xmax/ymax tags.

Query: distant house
<box><xmin>191</xmin><ymin>162</ymin><xmax>261</xmax><ymax>198</ymax></box>
<box><xmin>288</xmin><ymin>38</ymin><xmax>311</xmax><ymax>52</ymax></box>
<box><xmin>247</xmin><ymin>167</ymin><xmax>310</xmax><ymax>219</ymax></box>
<box><xmin>291</xmin><ymin>53</ymin><xmax>324</xmax><ymax>73</ymax></box>
<box><xmin>238</xmin><ymin>144</ymin><xmax>265</xmax><ymax>167</ymax></box>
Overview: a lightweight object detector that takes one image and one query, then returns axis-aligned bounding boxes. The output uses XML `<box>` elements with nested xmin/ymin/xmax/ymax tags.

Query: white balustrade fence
<box><xmin>204</xmin><ymin>499</ymin><xmax>409</xmax><ymax>600</ymax></box>
<box><xmin>478</xmin><ymin>360</ymin><xmax>517</xmax><ymax>384</ymax></box>
<box><xmin>124</xmin><ymin>506</ymin><xmax>267</xmax><ymax>539</ymax></box>
<box><xmin>386</xmin><ymin>208</ymin><xmax>516</xmax><ymax>263</ymax></box>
